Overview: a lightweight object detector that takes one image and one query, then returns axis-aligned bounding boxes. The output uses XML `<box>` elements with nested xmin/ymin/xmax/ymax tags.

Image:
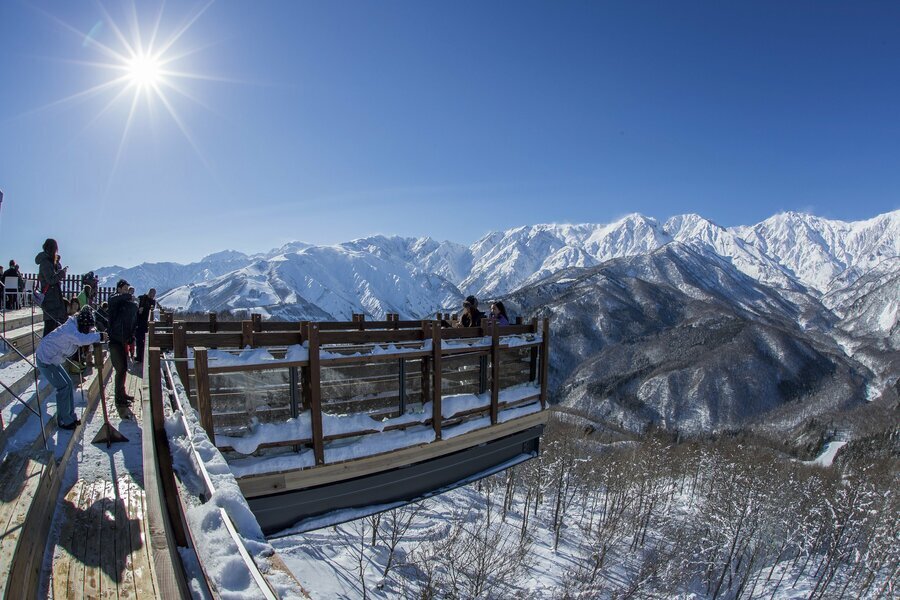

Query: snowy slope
<box><xmin>160</xmin><ymin>245</ymin><xmax>463</xmax><ymax>320</ymax></box>
<box><xmin>732</xmin><ymin>209</ymin><xmax>900</xmax><ymax>293</ymax></box>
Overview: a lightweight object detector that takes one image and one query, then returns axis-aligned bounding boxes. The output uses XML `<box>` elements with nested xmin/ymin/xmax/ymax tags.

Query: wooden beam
<box><xmin>490</xmin><ymin>318</ymin><xmax>500</xmax><ymax>425</ymax></box>
<box><xmin>193</xmin><ymin>347</ymin><xmax>215</xmax><ymax>444</ymax></box>
<box><xmin>173</xmin><ymin>322</ymin><xmax>191</xmax><ymax>401</ymax></box>
<box><xmin>241</xmin><ymin>320</ymin><xmax>253</xmax><ymax>348</ymax></box>
<box><xmin>308</xmin><ymin>324</ymin><xmax>325</xmax><ymax>466</ymax></box>
<box><xmin>540</xmin><ymin>317</ymin><xmax>550</xmax><ymax>409</ymax></box>
<box><xmin>431</xmin><ymin>321</ymin><xmax>442</xmax><ymax>440</ymax></box>
<box><xmin>148</xmin><ymin>348</ymin><xmax>189</xmax><ymax>548</ymax></box>
<box><xmin>529</xmin><ymin>317</ymin><xmax>539</xmax><ymax>382</ymax></box>
<box><xmin>237</xmin><ymin>410</ymin><xmax>548</xmax><ymax>498</ymax></box>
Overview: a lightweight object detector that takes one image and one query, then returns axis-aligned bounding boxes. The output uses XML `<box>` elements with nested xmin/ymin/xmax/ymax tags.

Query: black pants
<box><xmin>135</xmin><ymin>326</ymin><xmax>147</xmax><ymax>363</ymax></box>
<box><xmin>44</xmin><ymin>319</ymin><xmax>60</xmax><ymax>337</ymax></box>
<box><xmin>108</xmin><ymin>340</ymin><xmax>130</xmax><ymax>400</ymax></box>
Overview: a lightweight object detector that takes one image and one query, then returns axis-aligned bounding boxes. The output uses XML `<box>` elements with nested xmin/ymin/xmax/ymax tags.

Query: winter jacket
<box><xmin>496</xmin><ymin>314</ymin><xmax>510</xmax><ymax>326</ymax></box>
<box><xmin>460</xmin><ymin>310</ymin><xmax>485</xmax><ymax>328</ymax></box>
<box><xmin>36</xmin><ymin>316</ymin><xmax>101</xmax><ymax>365</ymax></box>
<box><xmin>136</xmin><ymin>294</ymin><xmax>157</xmax><ymax>330</ymax></box>
<box><xmin>107</xmin><ymin>292</ymin><xmax>138</xmax><ymax>344</ymax></box>
<box><xmin>35</xmin><ymin>251</ymin><xmax>66</xmax><ymax>323</ymax></box>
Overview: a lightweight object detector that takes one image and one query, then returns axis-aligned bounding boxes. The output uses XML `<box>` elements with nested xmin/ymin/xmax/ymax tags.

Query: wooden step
<box><xmin>0</xmin><ymin>323</ymin><xmax>42</xmax><ymax>363</ymax></box>
<box><xmin>0</xmin><ymin>353</ymin><xmax>42</xmax><ymax>409</ymax></box>
<box><xmin>0</xmin><ymin>308</ymin><xmax>43</xmax><ymax>334</ymax></box>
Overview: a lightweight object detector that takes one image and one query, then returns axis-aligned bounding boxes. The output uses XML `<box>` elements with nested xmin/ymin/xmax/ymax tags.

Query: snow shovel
<box><xmin>91</xmin><ymin>343</ymin><xmax>128</xmax><ymax>447</ymax></box>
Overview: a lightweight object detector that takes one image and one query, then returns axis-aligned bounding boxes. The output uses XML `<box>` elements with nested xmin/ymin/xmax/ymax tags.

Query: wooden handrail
<box><xmin>156</xmin><ymin>349</ymin><xmax>280</xmax><ymax>599</ymax></box>
<box><xmin>163</xmin><ymin>316</ymin><xmax>550</xmax><ymax>472</ymax></box>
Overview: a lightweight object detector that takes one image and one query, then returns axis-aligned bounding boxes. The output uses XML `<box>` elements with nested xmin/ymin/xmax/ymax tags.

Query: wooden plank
<box><xmin>440</xmin><ymin>327</ymin><xmax>484</xmax><ymax>340</ymax></box>
<box><xmin>186</xmin><ymin>332</ymin><xmax>244</xmax><ymax>348</ymax></box>
<box><xmin>194</xmin><ymin>348</ymin><xmax>215</xmax><ymax>443</ymax></box>
<box><xmin>307</xmin><ymin>324</ymin><xmax>325</xmax><ymax>466</ymax></box>
<box><xmin>540</xmin><ymin>317</ymin><xmax>550</xmax><ymax>408</ymax></box>
<box><xmin>238</xmin><ymin>410</ymin><xmax>548</xmax><ymax>497</ymax></box>
<box><xmin>318</xmin><ymin>330</ymin><xmax>424</xmax><ymax>345</ymax></box>
<box><xmin>149</xmin><ymin>349</ymin><xmax>188</xmax><ymax>548</ymax></box>
<box><xmin>113</xmin><ymin>476</ymin><xmax>134</xmax><ymax>598</ymax></box>
<box><xmin>140</xmin><ymin>356</ymin><xmax>191</xmax><ymax>599</ymax></box>
<box><xmin>529</xmin><ymin>317</ymin><xmax>539</xmax><ymax>382</ymax></box>
<box><xmin>99</xmin><ymin>480</ymin><xmax>119</xmax><ymax>599</ymax></box>
<box><xmin>241</xmin><ymin>320</ymin><xmax>253</xmax><ymax>347</ymax></box>
<box><xmin>152</xmin><ymin>332</ymin><xmax>173</xmax><ymax>351</ymax></box>
<box><xmin>128</xmin><ymin>478</ymin><xmax>158</xmax><ymax>598</ymax></box>
<box><xmin>173</xmin><ymin>323</ymin><xmax>191</xmax><ymax>400</ymax></box>
<box><xmin>490</xmin><ymin>319</ymin><xmax>500</xmax><ymax>425</ymax></box>
<box><xmin>431</xmin><ymin>322</ymin><xmax>442</xmax><ymax>440</ymax></box>
<box><xmin>208</xmin><ymin>312</ymin><xmax>217</xmax><ymax>333</ymax></box>
<box><xmin>52</xmin><ymin>481</ymin><xmax>87</xmax><ymax>600</ymax></box>
<box><xmin>82</xmin><ymin>478</ymin><xmax>105</xmax><ymax>599</ymax></box>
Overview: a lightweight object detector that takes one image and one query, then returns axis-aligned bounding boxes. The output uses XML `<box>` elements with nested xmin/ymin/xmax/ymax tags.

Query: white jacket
<box><xmin>36</xmin><ymin>317</ymin><xmax>101</xmax><ymax>365</ymax></box>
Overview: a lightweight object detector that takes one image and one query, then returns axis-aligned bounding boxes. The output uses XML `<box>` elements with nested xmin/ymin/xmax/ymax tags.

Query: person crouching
<box><xmin>36</xmin><ymin>307</ymin><xmax>106</xmax><ymax>430</ymax></box>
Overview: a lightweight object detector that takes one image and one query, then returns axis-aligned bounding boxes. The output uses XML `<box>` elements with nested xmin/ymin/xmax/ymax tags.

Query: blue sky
<box><xmin>1</xmin><ymin>1</ymin><xmax>898</xmax><ymax>274</ymax></box>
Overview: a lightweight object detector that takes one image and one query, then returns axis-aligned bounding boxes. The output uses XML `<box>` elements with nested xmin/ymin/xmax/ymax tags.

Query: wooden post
<box><xmin>398</xmin><ymin>358</ymin><xmax>407</xmax><ymax>416</ymax></box>
<box><xmin>490</xmin><ymin>318</ymin><xmax>500</xmax><ymax>425</ymax></box>
<box><xmin>149</xmin><ymin>348</ymin><xmax>188</xmax><ymax>546</ymax></box>
<box><xmin>173</xmin><ymin>322</ymin><xmax>191</xmax><ymax>400</ymax></box>
<box><xmin>193</xmin><ymin>348</ymin><xmax>215</xmax><ymax>444</ymax></box>
<box><xmin>529</xmin><ymin>317</ymin><xmax>539</xmax><ymax>382</ymax></box>
<box><xmin>308</xmin><ymin>324</ymin><xmax>325</xmax><ymax>466</ymax></box>
<box><xmin>241</xmin><ymin>320</ymin><xmax>253</xmax><ymax>348</ymax></box>
<box><xmin>208</xmin><ymin>312</ymin><xmax>217</xmax><ymax>333</ymax></box>
<box><xmin>148</xmin><ymin>322</ymin><xmax>156</xmax><ymax>348</ymax></box>
<box><xmin>420</xmin><ymin>321</ymin><xmax>431</xmax><ymax>404</ymax></box>
<box><xmin>358</xmin><ymin>314</ymin><xmax>365</xmax><ymax>331</ymax></box>
<box><xmin>516</xmin><ymin>316</ymin><xmax>523</xmax><ymax>325</ymax></box>
<box><xmin>252</xmin><ymin>313</ymin><xmax>262</xmax><ymax>332</ymax></box>
<box><xmin>540</xmin><ymin>317</ymin><xmax>550</xmax><ymax>409</ymax></box>
<box><xmin>431</xmin><ymin>321</ymin><xmax>442</xmax><ymax>440</ymax></box>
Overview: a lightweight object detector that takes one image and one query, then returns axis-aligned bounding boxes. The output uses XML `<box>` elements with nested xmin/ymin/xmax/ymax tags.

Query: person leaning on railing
<box><xmin>36</xmin><ymin>307</ymin><xmax>107</xmax><ymax>430</ymax></box>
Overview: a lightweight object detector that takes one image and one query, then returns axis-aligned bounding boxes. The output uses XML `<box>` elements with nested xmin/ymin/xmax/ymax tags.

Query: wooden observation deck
<box><xmin>1</xmin><ymin>304</ymin><xmax>550</xmax><ymax>597</ymax></box>
<box><xmin>148</xmin><ymin>312</ymin><xmax>551</xmax><ymax>534</ymax></box>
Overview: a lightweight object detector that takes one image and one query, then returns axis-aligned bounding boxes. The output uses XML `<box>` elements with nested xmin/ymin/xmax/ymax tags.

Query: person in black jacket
<box><xmin>2</xmin><ymin>260</ymin><xmax>22</xmax><ymax>309</ymax></box>
<box><xmin>134</xmin><ymin>288</ymin><xmax>157</xmax><ymax>364</ymax></box>
<box><xmin>35</xmin><ymin>239</ymin><xmax>68</xmax><ymax>335</ymax></box>
<box><xmin>458</xmin><ymin>295</ymin><xmax>485</xmax><ymax>328</ymax></box>
<box><xmin>107</xmin><ymin>279</ymin><xmax>138</xmax><ymax>405</ymax></box>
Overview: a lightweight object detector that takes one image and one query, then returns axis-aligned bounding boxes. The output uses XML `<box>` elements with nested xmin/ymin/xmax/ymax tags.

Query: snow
<box><xmin>95</xmin><ymin>209</ymin><xmax>899</xmax><ymax>324</ymax></box>
<box><xmin>804</xmin><ymin>440</ymin><xmax>848</xmax><ymax>467</ymax></box>
<box><xmin>219</xmin><ymin>384</ymin><xmax>540</xmax><ymax>462</ymax></box>
<box><xmin>163</xmin><ymin>374</ymin><xmax>306</xmax><ymax>600</ymax></box>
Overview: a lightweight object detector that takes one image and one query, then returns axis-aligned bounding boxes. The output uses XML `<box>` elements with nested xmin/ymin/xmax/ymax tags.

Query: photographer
<box><xmin>34</xmin><ymin>238</ymin><xmax>68</xmax><ymax>336</ymax></box>
<box><xmin>36</xmin><ymin>307</ymin><xmax>107</xmax><ymax>430</ymax></box>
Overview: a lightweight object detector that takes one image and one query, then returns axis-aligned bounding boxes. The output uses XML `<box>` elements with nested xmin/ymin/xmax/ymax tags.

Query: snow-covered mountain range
<box><xmin>98</xmin><ymin>209</ymin><xmax>899</xmax><ymax>322</ymax></box>
<box><xmin>96</xmin><ymin>209</ymin><xmax>899</xmax><ymax>437</ymax></box>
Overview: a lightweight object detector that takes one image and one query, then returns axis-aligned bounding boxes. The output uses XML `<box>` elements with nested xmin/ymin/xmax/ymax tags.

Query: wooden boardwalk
<box><xmin>46</xmin><ymin>368</ymin><xmax>159</xmax><ymax>599</ymax></box>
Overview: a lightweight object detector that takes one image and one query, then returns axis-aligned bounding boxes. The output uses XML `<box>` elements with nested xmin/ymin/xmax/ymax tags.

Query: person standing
<box><xmin>35</xmin><ymin>238</ymin><xmax>68</xmax><ymax>336</ymax></box>
<box><xmin>2</xmin><ymin>260</ymin><xmax>19</xmax><ymax>309</ymax></box>
<box><xmin>134</xmin><ymin>288</ymin><xmax>157</xmax><ymax>364</ymax></box>
<box><xmin>36</xmin><ymin>307</ymin><xmax>106</xmax><ymax>429</ymax></box>
<box><xmin>107</xmin><ymin>279</ymin><xmax>138</xmax><ymax>406</ymax></box>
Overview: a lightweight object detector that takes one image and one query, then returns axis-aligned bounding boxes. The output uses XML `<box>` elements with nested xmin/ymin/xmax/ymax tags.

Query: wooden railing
<box><xmin>18</xmin><ymin>273</ymin><xmax>117</xmax><ymax>305</ymax></box>
<box><xmin>148</xmin><ymin>315</ymin><xmax>550</xmax><ymax>468</ymax></box>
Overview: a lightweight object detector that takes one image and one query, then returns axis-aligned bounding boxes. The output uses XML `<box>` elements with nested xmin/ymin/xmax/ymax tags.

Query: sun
<box><xmin>127</xmin><ymin>52</ymin><xmax>163</xmax><ymax>89</ymax></box>
<box><xmin>29</xmin><ymin>1</ymin><xmax>231</xmax><ymax>183</ymax></box>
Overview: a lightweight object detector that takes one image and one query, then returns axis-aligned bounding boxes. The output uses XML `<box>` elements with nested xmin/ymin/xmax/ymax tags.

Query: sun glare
<box><xmin>31</xmin><ymin>0</ymin><xmax>229</xmax><ymax>186</ymax></box>
<box><xmin>127</xmin><ymin>53</ymin><xmax>163</xmax><ymax>88</ymax></box>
